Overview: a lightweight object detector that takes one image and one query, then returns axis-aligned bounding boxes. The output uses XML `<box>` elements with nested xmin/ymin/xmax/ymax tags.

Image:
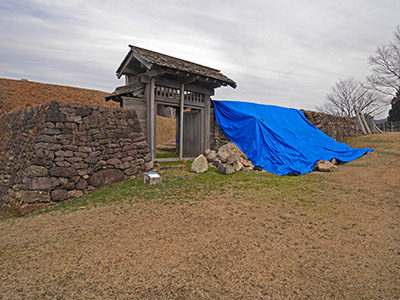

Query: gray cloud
<box><xmin>0</xmin><ymin>0</ymin><xmax>399</xmax><ymax>117</ymax></box>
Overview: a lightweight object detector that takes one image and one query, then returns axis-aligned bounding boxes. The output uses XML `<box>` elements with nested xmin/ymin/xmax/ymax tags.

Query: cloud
<box><xmin>0</xmin><ymin>0</ymin><xmax>399</xmax><ymax>117</ymax></box>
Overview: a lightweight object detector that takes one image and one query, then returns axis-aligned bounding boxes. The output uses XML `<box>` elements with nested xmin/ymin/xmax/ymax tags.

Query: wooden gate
<box><xmin>183</xmin><ymin>109</ymin><xmax>202</xmax><ymax>157</ymax></box>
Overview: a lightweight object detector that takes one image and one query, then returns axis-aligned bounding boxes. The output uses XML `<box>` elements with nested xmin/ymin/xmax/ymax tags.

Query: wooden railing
<box><xmin>154</xmin><ymin>85</ymin><xmax>205</xmax><ymax>104</ymax></box>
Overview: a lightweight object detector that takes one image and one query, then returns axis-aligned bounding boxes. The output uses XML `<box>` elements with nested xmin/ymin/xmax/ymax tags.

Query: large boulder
<box><xmin>191</xmin><ymin>154</ymin><xmax>208</xmax><ymax>173</ymax></box>
<box><xmin>316</xmin><ymin>160</ymin><xmax>336</xmax><ymax>172</ymax></box>
<box><xmin>88</xmin><ymin>169</ymin><xmax>125</xmax><ymax>187</ymax></box>
<box><xmin>217</xmin><ymin>164</ymin><xmax>235</xmax><ymax>175</ymax></box>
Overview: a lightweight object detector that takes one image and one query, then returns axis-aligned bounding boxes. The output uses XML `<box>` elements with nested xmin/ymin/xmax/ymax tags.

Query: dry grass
<box><xmin>0</xmin><ymin>78</ymin><xmax>118</xmax><ymax>115</ymax></box>
<box><xmin>0</xmin><ymin>133</ymin><xmax>399</xmax><ymax>299</ymax></box>
<box><xmin>156</xmin><ymin>115</ymin><xmax>176</xmax><ymax>151</ymax></box>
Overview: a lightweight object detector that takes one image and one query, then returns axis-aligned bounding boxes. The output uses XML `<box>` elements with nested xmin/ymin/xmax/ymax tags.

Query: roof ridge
<box><xmin>129</xmin><ymin>45</ymin><xmax>221</xmax><ymax>73</ymax></box>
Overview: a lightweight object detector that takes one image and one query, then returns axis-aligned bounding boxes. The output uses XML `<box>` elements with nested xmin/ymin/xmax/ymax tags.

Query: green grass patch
<box><xmin>375</xmin><ymin>150</ymin><xmax>400</xmax><ymax>158</ymax></box>
<box><xmin>37</xmin><ymin>165</ymin><xmax>325</xmax><ymax>215</ymax></box>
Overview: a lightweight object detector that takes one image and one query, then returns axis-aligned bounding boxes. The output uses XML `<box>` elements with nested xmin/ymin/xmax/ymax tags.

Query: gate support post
<box><xmin>179</xmin><ymin>83</ymin><xmax>184</xmax><ymax>161</ymax></box>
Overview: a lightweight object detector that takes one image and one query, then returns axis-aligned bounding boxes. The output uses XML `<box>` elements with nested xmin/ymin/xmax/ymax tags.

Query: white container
<box><xmin>144</xmin><ymin>172</ymin><xmax>162</xmax><ymax>185</ymax></box>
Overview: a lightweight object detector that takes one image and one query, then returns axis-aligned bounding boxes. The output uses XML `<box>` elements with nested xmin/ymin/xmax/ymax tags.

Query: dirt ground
<box><xmin>0</xmin><ymin>133</ymin><xmax>399</xmax><ymax>299</ymax></box>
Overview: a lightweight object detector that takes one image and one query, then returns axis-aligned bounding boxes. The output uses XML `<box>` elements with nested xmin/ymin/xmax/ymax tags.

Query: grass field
<box><xmin>0</xmin><ymin>133</ymin><xmax>399</xmax><ymax>299</ymax></box>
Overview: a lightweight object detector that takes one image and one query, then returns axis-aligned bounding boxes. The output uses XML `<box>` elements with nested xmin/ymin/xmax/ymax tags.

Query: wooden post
<box><xmin>204</xmin><ymin>95</ymin><xmax>211</xmax><ymax>151</ymax></box>
<box><xmin>149</xmin><ymin>79</ymin><xmax>156</xmax><ymax>161</ymax></box>
<box><xmin>354</xmin><ymin>109</ymin><xmax>367</xmax><ymax>134</ymax></box>
<box><xmin>360</xmin><ymin>112</ymin><xmax>372</xmax><ymax>134</ymax></box>
<box><xmin>179</xmin><ymin>82</ymin><xmax>184</xmax><ymax>161</ymax></box>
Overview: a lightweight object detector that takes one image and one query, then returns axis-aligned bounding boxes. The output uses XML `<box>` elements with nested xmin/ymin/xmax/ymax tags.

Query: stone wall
<box><xmin>303</xmin><ymin>110</ymin><xmax>360</xmax><ymax>141</ymax></box>
<box><xmin>210</xmin><ymin>108</ymin><xmax>230</xmax><ymax>150</ymax></box>
<box><xmin>0</xmin><ymin>101</ymin><xmax>151</xmax><ymax>213</ymax></box>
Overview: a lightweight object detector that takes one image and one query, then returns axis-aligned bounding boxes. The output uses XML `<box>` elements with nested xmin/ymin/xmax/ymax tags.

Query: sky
<box><xmin>0</xmin><ymin>0</ymin><xmax>399</xmax><ymax>118</ymax></box>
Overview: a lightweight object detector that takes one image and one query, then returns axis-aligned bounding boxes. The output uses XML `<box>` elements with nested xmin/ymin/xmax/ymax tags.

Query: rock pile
<box><xmin>191</xmin><ymin>142</ymin><xmax>254</xmax><ymax>175</ymax></box>
<box><xmin>314</xmin><ymin>159</ymin><xmax>338</xmax><ymax>172</ymax></box>
<box><xmin>190</xmin><ymin>141</ymin><xmax>341</xmax><ymax>175</ymax></box>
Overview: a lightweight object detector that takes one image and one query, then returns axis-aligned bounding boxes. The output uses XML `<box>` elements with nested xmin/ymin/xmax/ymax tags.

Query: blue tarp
<box><xmin>213</xmin><ymin>100</ymin><xmax>373</xmax><ymax>175</ymax></box>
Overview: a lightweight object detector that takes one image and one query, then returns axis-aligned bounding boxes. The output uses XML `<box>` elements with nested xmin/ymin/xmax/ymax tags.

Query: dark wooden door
<box><xmin>183</xmin><ymin>109</ymin><xmax>201</xmax><ymax>157</ymax></box>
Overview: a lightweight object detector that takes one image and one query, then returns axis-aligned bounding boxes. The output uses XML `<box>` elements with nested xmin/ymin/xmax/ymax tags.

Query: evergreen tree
<box><xmin>388</xmin><ymin>90</ymin><xmax>400</xmax><ymax>121</ymax></box>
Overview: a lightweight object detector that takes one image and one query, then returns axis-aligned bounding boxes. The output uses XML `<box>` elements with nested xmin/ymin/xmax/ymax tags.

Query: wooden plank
<box><xmin>154</xmin><ymin>77</ymin><xmax>214</xmax><ymax>95</ymax></box>
<box><xmin>179</xmin><ymin>83</ymin><xmax>184</xmax><ymax>161</ymax></box>
<box><xmin>200</xmin><ymin>108</ymin><xmax>205</xmax><ymax>153</ymax></box>
<box><xmin>150</xmin><ymin>79</ymin><xmax>156</xmax><ymax>161</ymax></box>
<box><xmin>117</xmin><ymin>51</ymin><xmax>135</xmax><ymax>78</ymax></box>
<box><xmin>204</xmin><ymin>95</ymin><xmax>210</xmax><ymax>151</ymax></box>
<box><xmin>360</xmin><ymin>111</ymin><xmax>372</xmax><ymax>134</ymax></box>
<box><xmin>374</xmin><ymin>124</ymin><xmax>383</xmax><ymax>134</ymax></box>
<box><xmin>131</xmin><ymin>51</ymin><xmax>152</xmax><ymax>70</ymax></box>
<box><xmin>354</xmin><ymin>108</ymin><xmax>367</xmax><ymax>134</ymax></box>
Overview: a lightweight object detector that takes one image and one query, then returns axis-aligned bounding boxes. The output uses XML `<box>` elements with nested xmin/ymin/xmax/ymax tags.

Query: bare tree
<box><xmin>367</xmin><ymin>25</ymin><xmax>400</xmax><ymax>98</ymax></box>
<box><xmin>317</xmin><ymin>77</ymin><xmax>384</xmax><ymax>118</ymax></box>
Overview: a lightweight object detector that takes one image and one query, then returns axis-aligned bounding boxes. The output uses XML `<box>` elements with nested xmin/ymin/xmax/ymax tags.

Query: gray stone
<box><xmin>144</xmin><ymin>153</ymin><xmax>152</xmax><ymax>162</ymax></box>
<box><xmin>51</xmin><ymin>190</ymin><xmax>70</xmax><ymax>202</ymax></box>
<box><xmin>124</xmin><ymin>166</ymin><xmax>139</xmax><ymax>176</ymax></box>
<box><xmin>40</xmin><ymin>128</ymin><xmax>61</xmax><ymax>135</ymax></box>
<box><xmin>233</xmin><ymin>160</ymin><xmax>244</xmax><ymax>172</ymax></box>
<box><xmin>217</xmin><ymin>164</ymin><xmax>235</xmax><ymax>175</ymax></box>
<box><xmin>34</xmin><ymin>148</ymin><xmax>54</xmax><ymax>160</ymax></box>
<box><xmin>206</xmin><ymin>151</ymin><xmax>217</xmax><ymax>162</ymax></box>
<box><xmin>88</xmin><ymin>169</ymin><xmax>125</xmax><ymax>187</ymax></box>
<box><xmin>107</xmin><ymin>158</ymin><xmax>121</xmax><ymax>166</ymax></box>
<box><xmin>75</xmin><ymin>108</ymin><xmax>92</xmax><ymax>117</ymax></box>
<box><xmin>49</xmin><ymin>166</ymin><xmax>78</xmax><ymax>178</ymax></box>
<box><xmin>55</xmin><ymin>150</ymin><xmax>73</xmax><ymax>157</ymax></box>
<box><xmin>66</xmin><ymin>114</ymin><xmax>82</xmax><ymax>123</ymax></box>
<box><xmin>15</xmin><ymin>190</ymin><xmax>51</xmax><ymax>204</ymax></box>
<box><xmin>24</xmin><ymin>165</ymin><xmax>48</xmax><ymax>177</ymax></box>
<box><xmin>241</xmin><ymin>157</ymin><xmax>251</xmax><ymax>168</ymax></box>
<box><xmin>68</xmin><ymin>190</ymin><xmax>84</xmax><ymax>198</ymax></box>
<box><xmin>316</xmin><ymin>160</ymin><xmax>335</xmax><ymax>172</ymax></box>
<box><xmin>78</xmin><ymin>146</ymin><xmax>92</xmax><ymax>153</ymax></box>
<box><xmin>75</xmin><ymin>179</ymin><xmax>88</xmax><ymax>190</ymax></box>
<box><xmin>46</xmin><ymin>111</ymin><xmax>66</xmax><ymax>123</ymax></box>
<box><xmin>23</xmin><ymin>177</ymin><xmax>60</xmax><ymax>191</ymax></box>
<box><xmin>217</xmin><ymin>149</ymin><xmax>230</xmax><ymax>163</ymax></box>
<box><xmin>117</xmin><ymin>161</ymin><xmax>132</xmax><ymax>169</ymax></box>
<box><xmin>226</xmin><ymin>154</ymin><xmax>241</xmax><ymax>165</ymax></box>
<box><xmin>191</xmin><ymin>154</ymin><xmax>208</xmax><ymax>173</ymax></box>
<box><xmin>212</xmin><ymin>159</ymin><xmax>222</xmax><ymax>167</ymax></box>
<box><xmin>65</xmin><ymin>157</ymin><xmax>83</xmax><ymax>163</ymax></box>
<box><xmin>145</xmin><ymin>161</ymin><xmax>154</xmax><ymax>171</ymax></box>
<box><xmin>94</xmin><ymin>160</ymin><xmax>107</xmax><ymax>171</ymax></box>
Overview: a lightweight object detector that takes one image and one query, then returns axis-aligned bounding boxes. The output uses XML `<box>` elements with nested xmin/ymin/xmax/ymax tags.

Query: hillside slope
<box><xmin>0</xmin><ymin>78</ymin><xmax>118</xmax><ymax>115</ymax></box>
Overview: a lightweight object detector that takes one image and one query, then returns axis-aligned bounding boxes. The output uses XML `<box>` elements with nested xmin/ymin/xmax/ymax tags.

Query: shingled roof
<box><xmin>116</xmin><ymin>45</ymin><xmax>236</xmax><ymax>88</ymax></box>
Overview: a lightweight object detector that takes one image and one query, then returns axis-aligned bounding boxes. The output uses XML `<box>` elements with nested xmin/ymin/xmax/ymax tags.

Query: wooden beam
<box><xmin>360</xmin><ymin>112</ymin><xmax>372</xmax><ymax>134</ymax></box>
<box><xmin>354</xmin><ymin>108</ymin><xmax>367</xmax><ymax>135</ymax></box>
<box><xmin>154</xmin><ymin>77</ymin><xmax>215</xmax><ymax>95</ymax></box>
<box><xmin>183</xmin><ymin>75</ymin><xmax>196</xmax><ymax>84</ymax></box>
<box><xmin>117</xmin><ymin>51</ymin><xmax>135</xmax><ymax>79</ymax></box>
<box><xmin>131</xmin><ymin>51</ymin><xmax>152</xmax><ymax>70</ymax></box>
<box><xmin>179</xmin><ymin>82</ymin><xmax>184</xmax><ymax>161</ymax></box>
<box><xmin>204</xmin><ymin>95</ymin><xmax>211</xmax><ymax>151</ymax></box>
<box><xmin>149</xmin><ymin>79</ymin><xmax>156</xmax><ymax>161</ymax></box>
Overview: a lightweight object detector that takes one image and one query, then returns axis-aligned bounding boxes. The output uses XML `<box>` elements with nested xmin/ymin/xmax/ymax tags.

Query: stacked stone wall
<box><xmin>0</xmin><ymin>101</ymin><xmax>150</xmax><ymax>213</ymax></box>
<box><xmin>303</xmin><ymin>110</ymin><xmax>360</xmax><ymax>141</ymax></box>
